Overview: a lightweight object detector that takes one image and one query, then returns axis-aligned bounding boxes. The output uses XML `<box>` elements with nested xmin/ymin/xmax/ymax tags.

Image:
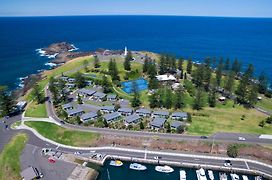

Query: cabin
<box><xmin>92</xmin><ymin>92</ymin><xmax>107</xmax><ymax>101</ymax></box>
<box><xmin>153</xmin><ymin>110</ymin><xmax>169</xmax><ymax>118</ymax></box>
<box><xmin>107</xmin><ymin>94</ymin><xmax>117</xmax><ymax>101</ymax></box>
<box><xmin>66</xmin><ymin>108</ymin><xmax>84</xmax><ymax>117</ymax></box>
<box><xmin>78</xmin><ymin>88</ymin><xmax>96</xmax><ymax>97</ymax></box>
<box><xmin>68</xmin><ymin>78</ymin><xmax>76</xmax><ymax>83</ymax></box>
<box><xmin>219</xmin><ymin>96</ymin><xmax>226</xmax><ymax>102</ymax></box>
<box><xmin>66</xmin><ymin>83</ymin><xmax>76</xmax><ymax>89</ymax></box>
<box><xmin>150</xmin><ymin>117</ymin><xmax>166</xmax><ymax>130</ymax></box>
<box><xmin>59</xmin><ymin>76</ymin><xmax>69</xmax><ymax>82</ymax></box>
<box><xmin>80</xmin><ymin>112</ymin><xmax>98</xmax><ymax>122</ymax></box>
<box><xmin>118</xmin><ymin>107</ymin><xmax>133</xmax><ymax>116</ymax></box>
<box><xmin>124</xmin><ymin>114</ymin><xmax>141</xmax><ymax>126</ymax></box>
<box><xmin>135</xmin><ymin>108</ymin><xmax>152</xmax><ymax>117</ymax></box>
<box><xmin>156</xmin><ymin>74</ymin><xmax>177</xmax><ymax>82</ymax></box>
<box><xmin>16</xmin><ymin>101</ymin><xmax>27</xmax><ymax>111</ymax></box>
<box><xmin>103</xmin><ymin>112</ymin><xmax>121</xmax><ymax>122</ymax></box>
<box><xmin>62</xmin><ymin>103</ymin><xmax>73</xmax><ymax>111</ymax></box>
<box><xmin>100</xmin><ymin>106</ymin><xmax>115</xmax><ymax>113</ymax></box>
<box><xmin>170</xmin><ymin>120</ymin><xmax>185</xmax><ymax>129</ymax></box>
<box><xmin>171</xmin><ymin>112</ymin><xmax>188</xmax><ymax>120</ymax></box>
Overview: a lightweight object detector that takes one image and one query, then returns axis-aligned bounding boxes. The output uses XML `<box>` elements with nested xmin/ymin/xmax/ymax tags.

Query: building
<box><xmin>78</xmin><ymin>88</ymin><xmax>96</xmax><ymax>97</ymax></box>
<box><xmin>62</xmin><ymin>103</ymin><xmax>73</xmax><ymax>111</ymax></box>
<box><xmin>124</xmin><ymin>114</ymin><xmax>141</xmax><ymax>126</ymax></box>
<box><xmin>16</xmin><ymin>101</ymin><xmax>27</xmax><ymax>111</ymax></box>
<box><xmin>103</xmin><ymin>112</ymin><xmax>121</xmax><ymax>122</ymax></box>
<box><xmin>92</xmin><ymin>92</ymin><xmax>107</xmax><ymax>101</ymax></box>
<box><xmin>156</xmin><ymin>74</ymin><xmax>177</xmax><ymax>82</ymax></box>
<box><xmin>66</xmin><ymin>83</ymin><xmax>76</xmax><ymax>89</ymax></box>
<box><xmin>170</xmin><ymin>120</ymin><xmax>185</xmax><ymax>129</ymax></box>
<box><xmin>150</xmin><ymin>117</ymin><xmax>166</xmax><ymax>130</ymax></box>
<box><xmin>100</xmin><ymin>106</ymin><xmax>115</xmax><ymax>113</ymax></box>
<box><xmin>171</xmin><ymin>112</ymin><xmax>188</xmax><ymax>120</ymax></box>
<box><xmin>153</xmin><ymin>110</ymin><xmax>169</xmax><ymax>118</ymax></box>
<box><xmin>68</xmin><ymin>78</ymin><xmax>76</xmax><ymax>83</ymax></box>
<box><xmin>118</xmin><ymin>107</ymin><xmax>133</xmax><ymax>116</ymax></box>
<box><xmin>107</xmin><ymin>94</ymin><xmax>117</xmax><ymax>101</ymax></box>
<box><xmin>59</xmin><ymin>76</ymin><xmax>69</xmax><ymax>81</ymax></box>
<box><xmin>20</xmin><ymin>166</ymin><xmax>41</xmax><ymax>180</ymax></box>
<box><xmin>66</xmin><ymin>108</ymin><xmax>84</xmax><ymax>117</ymax></box>
<box><xmin>80</xmin><ymin>112</ymin><xmax>98</xmax><ymax>122</ymax></box>
<box><xmin>135</xmin><ymin>108</ymin><xmax>152</xmax><ymax>117</ymax></box>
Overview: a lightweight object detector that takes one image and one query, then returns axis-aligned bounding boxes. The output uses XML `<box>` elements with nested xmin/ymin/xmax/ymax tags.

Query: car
<box><xmin>74</xmin><ymin>151</ymin><xmax>82</xmax><ymax>155</ymax></box>
<box><xmin>238</xmin><ymin>137</ymin><xmax>246</xmax><ymax>141</ymax></box>
<box><xmin>48</xmin><ymin>158</ymin><xmax>56</xmax><ymax>163</ymax></box>
<box><xmin>224</xmin><ymin>160</ymin><xmax>232</xmax><ymax>167</ymax></box>
<box><xmin>42</xmin><ymin>148</ymin><xmax>52</xmax><ymax>155</ymax></box>
<box><xmin>154</xmin><ymin>156</ymin><xmax>162</xmax><ymax>160</ymax></box>
<box><xmin>200</xmin><ymin>136</ymin><xmax>208</xmax><ymax>139</ymax></box>
<box><xmin>60</xmin><ymin>120</ymin><xmax>65</xmax><ymax>124</ymax></box>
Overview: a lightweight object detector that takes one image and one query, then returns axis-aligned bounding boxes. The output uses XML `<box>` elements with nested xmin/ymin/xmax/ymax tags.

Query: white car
<box><xmin>238</xmin><ymin>137</ymin><xmax>246</xmax><ymax>141</ymax></box>
<box><xmin>74</xmin><ymin>151</ymin><xmax>82</xmax><ymax>155</ymax></box>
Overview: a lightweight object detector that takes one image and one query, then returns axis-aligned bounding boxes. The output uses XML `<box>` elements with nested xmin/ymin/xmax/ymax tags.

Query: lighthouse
<box><xmin>124</xmin><ymin>46</ymin><xmax>128</xmax><ymax>56</ymax></box>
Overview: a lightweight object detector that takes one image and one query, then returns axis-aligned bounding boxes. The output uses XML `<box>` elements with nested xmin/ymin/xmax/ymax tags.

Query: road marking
<box><xmin>245</xmin><ymin>161</ymin><xmax>250</xmax><ymax>169</ymax></box>
<box><xmin>144</xmin><ymin>149</ymin><xmax>147</xmax><ymax>159</ymax></box>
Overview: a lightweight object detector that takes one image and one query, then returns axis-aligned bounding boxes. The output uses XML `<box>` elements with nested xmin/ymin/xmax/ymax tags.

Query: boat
<box><xmin>129</xmin><ymin>163</ymin><xmax>147</xmax><ymax>171</ymax></box>
<box><xmin>219</xmin><ymin>172</ymin><xmax>228</xmax><ymax>180</ymax></box>
<box><xmin>230</xmin><ymin>173</ymin><xmax>240</xmax><ymax>180</ymax></box>
<box><xmin>180</xmin><ymin>170</ymin><xmax>186</xmax><ymax>180</ymax></box>
<box><xmin>109</xmin><ymin>160</ymin><xmax>123</xmax><ymax>167</ymax></box>
<box><xmin>255</xmin><ymin>176</ymin><xmax>262</xmax><ymax>180</ymax></box>
<box><xmin>155</xmin><ymin>165</ymin><xmax>174</xmax><ymax>173</ymax></box>
<box><xmin>242</xmin><ymin>175</ymin><xmax>249</xmax><ymax>180</ymax></box>
<box><xmin>208</xmin><ymin>170</ymin><xmax>215</xmax><ymax>180</ymax></box>
<box><xmin>196</xmin><ymin>168</ymin><xmax>207</xmax><ymax>180</ymax></box>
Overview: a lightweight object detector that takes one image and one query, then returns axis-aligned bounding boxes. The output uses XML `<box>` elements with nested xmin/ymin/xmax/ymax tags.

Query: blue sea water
<box><xmin>0</xmin><ymin>16</ymin><xmax>272</xmax><ymax>90</ymax></box>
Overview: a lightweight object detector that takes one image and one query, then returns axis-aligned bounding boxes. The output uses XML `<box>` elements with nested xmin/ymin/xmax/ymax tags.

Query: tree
<box><xmin>124</xmin><ymin>51</ymin><xmax>132</xmax><ymax>71</ymax></box>
<box><xmin>224</xmin><ymin>58</ymin><xmax>230</xmax><ymax>71</ymax></box>
<box><xmin>246</xmin><ymin>83</ymin><xmax>258</xmax><ymax>107</ymax></box>
<box><xmin>165</xmin><ymin>122</ymin><xmax>171</xmax><ymax>133</ymax></box>
<box><xmin>108</xmin><ymin>59</ymin><xmax>120</xmax><ymax>81</ymax></box>
<box><xmin>176</xmin><ymin>125</ymin><xmax>185</xmax><ymax>134</ymax></box>
<box><xmin>142</xmin><ymin>55</ymin><xmax>149</xmax><ymax>73</ymax></box>
<box><xmin>139</xmin><ymin>121</ymin><xmax>144</xmax><ymax>130</ymax></box>
<box><xmin>224</xmin><ymin>71</ymin><xmax>235</xmax><ymax>92</ymax></box>
<box><xmin>77</xmin><ymin>93</ymin><xmax>82</xmax><ymax>104</ymax></box>
<box><xmin>192</xmin><ymin>88</ymin><xmax>205</xmax><ymax>110</ymax></box>
<box><xmin>149</xmin><ymin>93</ymin><xmax>159</xmax><ymax>108</ymax></box>
<box><xmin>186</xmin><ymin>58</ymin><xmax>193</xmax><ymax>74</ymax></box>
<box><xmin>208</xmin><ymin>89</ymin><xmax>217</xmax><ymax>107</ymax></box>
<box><xmin>0</xmin><ymin>86</ymin><xmax>15</xmax><ymax>117</ymax></box>
<box><xmin>102</xmin><ymin>75</ymin><xmax>112</xmax><ymax>93</ymax></box>
<box><xmin>178</xmin><ymin>58</ymin><xmax>183</xmax><ymax>71</ymax></box>
<box><xmin>49</xmin><ymin>77</ymin><xmax>59</xmax><ymax>104</ymax></box>
<box><xmin>192</xmin><ymin>63</ymin><xmax>205</xmax><ymax>87</ymax></box>
<box><xmin>83</xmin><ymin>59</ymin><xmax>89</xmax><ymax>72</ymax></box>
<box><xmin>231</xmin><ymin>59</ymin><xmax>241</xmax><ymax>74</ymax></box>
<box><xmin>75</xmin><ymin>72</ymin><xmax>86</xmax><ymax>88</ymax></box>
<box><xmin>94</xmin><ymin>56</ymin><xmax>100</xmax><ymax>68</ymax></box>
<box><xmin>32</xmin><ymin>83</ymin><xmax>44</xmax><ymax>104</ymax></box>
<box><xmin>215</xmin><ymin>58</ymin><xmax>224</xmax><ymax>87</ymax></box>
<box><xmin>174</xmin><ymin>88</ymin><xmax>185</xmax><ymax>109</ymax></box>
<box><xmin>163</xmin><ymin>88</ymin><xmax>172</xmax><ymax>109</ymax></box>
<box><xmin>258</xmin><ymin>71</ymin><xmax>268</xmax><ymax>94</ymax></box>
<box><xmin>227</xmin><ymin>144</ymin><xmax>239</xmax><ymax>158</ymax></box>
<box><xmin>159</xmin><ymin>55</ymin><xmax>167</xmax><ymax>74</ymax></box>
<box><xmin>131</xmin><ymin>81</ymin><xmax>141</xmax><ymax>107</ymax></box>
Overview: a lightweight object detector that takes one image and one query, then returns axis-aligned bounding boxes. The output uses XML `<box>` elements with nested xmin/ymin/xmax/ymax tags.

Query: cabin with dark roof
<box><xmin>170</xmin><ymin>120</ymin><xmax>185</xmax><ymax>129</ymax></box>
<box><xmin>103</xmin><ymin>112</ymin><xmax>121</xmax><ymax>122</ymax></box>
<box><xmin>101</xmin><ymin>106</ymin><xmax>115</xmax><ymax>113</ymax></box>
<box><xmin>118</xmin><ymin>107</ymin><xmax>133</xmax><ymax>116</ymax></box>
<box><xmin>150</xmin><ymin>117</ymin><xmax>166</xmax><ymax>130</ymax></box>
<box><xmin>62</xmin><ymin>103</ymin><xmax>73</xmax><ymax>111</ymax></box>
<box><xmin>78</xmin><ymin>88</ymin><xmax>96</xmax><ymax>97</ymax></box>
<box><xmin>107</xmin><ymin>94</ymin><xmax>117</xmax><ymax>101</ymax></box>
<box><xmin>80</xmin><ymin>112</ymin><xmax>98</xmax><ymax>122</ymax></box>
<box><xmin>171</xmin><ymin>112</ymin><xmax>188</xmax><ymax>120</ymax></box>
<box><xmin>152</xmin><ymin>110</ymin><xmax>169</xmax><ymax>118</ymax></box>
<box><xmin>68</xmin><ymin>78</ymin><xmax>76</xmax><ymax>83</ymax></box>
<box><xmin>66</xmin><ymin>108</ymin><xmax>84</xmax><ymax>117</ymax></box>
<box><xmin>124</xmin><ymin>114</ymin><xmax>141</xmax><ymax>126</ymax></box>
<box><xmin>92</xmin><ymin>92</ymin><xmax>107</xmax><ymax>101</ymax></box>
<box><xmin>135</xmin><ymin>108</ymin><xmax>152</xmax><ymax>117</ymax></box>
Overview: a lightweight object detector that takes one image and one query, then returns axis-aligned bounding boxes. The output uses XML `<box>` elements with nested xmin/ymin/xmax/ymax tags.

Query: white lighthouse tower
<box><xmin>124</xmin><ymin>46</ymin><xmax>128</xmax><ymax>56</ymax></box>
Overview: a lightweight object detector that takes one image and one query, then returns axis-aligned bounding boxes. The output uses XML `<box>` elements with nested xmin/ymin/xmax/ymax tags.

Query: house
<box><xmin>171</xmin><ymin>83</ymin><xmax>181</xmax><ymax>90</ymax></box>
<box><xmin>62</xmin><ymin>103</ymin><xmax>73</xmax><ymax>111</ymax></box>
<box><xmin>92</xmin><ymin>92</ymin><xmax>107</xmax><ymax>101</ymax></box>
<box><xmin>20</xmin><ymin>166</ymin><xmax>41</xmax><ymax>180</ymax></box>
<box><xmin>103</xmin><ymin>112</ymin><xmax>121</xmax><ymax>122</ymax></box>
<box><xmin>16</xmin><ymin>101</ymin><xmax>27</xmax><ymax>111</ymax></box>
<box><xmin>135</xmin><ymin>108</ymin><xmax>151</xmax><ymax>117</ymax></box>
<box><xmin>80</xmin><ymin>112</ymin><xmax>98</xmax><ymax>122</ymax></box>
<box><xmin>170</xmin><ymin>120</ymin><xmax>185</xmax><ymax>129</ymax></box>
<box><xmin>78</xmin><ymin>88</ymin><xmax>96</xmax><ymax>97</ymax></box>
<box><xmin>150</xmin><ymin>117</ymin><xmax>166</xmax><ymax>130</ymax></box>
<box><xmin>68</xmin><ymin>78</ymin><xmax>76</xmax><ymax>83</ymax></box>
<box><xmin>107</xmin><ymin>94</ymin><xmax>117</xmax><ymax>101</ymax></box>
<box><xmin>66</xmin><ymin>108</ymin><xmax>84</xmax><ymax>117</ymax></box>
<box><xmin>171</xmin><ymin>112</ymin><xmax>188</xmax><ymax>120</ymax></box>
<box><xmin>100</xmin><ymin>106</ymin><xmax>115</xmax><ymax>113</ymax></box>
<box><xmin>219</xmin><ymin>96</ymin><xmax>226</xmax><ymax>102</ymax></box>
<box><xmin>118</xmin><ymin>107</ymin><xmax>133</xmax><ymax>116</ymax></box>
<box><xmin>59</xmin><ymin>76</ymin><xmax>69</xmax><ymax>82</ymax></box>
<box><xmin>66</xmin><ymin>83</ymin><xmax>76</xmax><ymax>88</ymax></box>
<box><xmin>124</xmin><ymin>114</ymin><xmax>141</xmax><ymax>126</ymax></box>
<box><xmin>153</xmin><ymin>110</ymin><xmax>169</xmax><ymax>118</ymax></box>
<box><xmin>156</xmin><ymin>74</ymin><xmax>177</xmax><ymax>82</ymax></box>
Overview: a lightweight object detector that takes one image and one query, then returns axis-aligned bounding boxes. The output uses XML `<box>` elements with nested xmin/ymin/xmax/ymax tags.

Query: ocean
<box><xmin>0</xmin><ymin>16</ymin><xmax>272</xmax><ymax>90</ymax></box>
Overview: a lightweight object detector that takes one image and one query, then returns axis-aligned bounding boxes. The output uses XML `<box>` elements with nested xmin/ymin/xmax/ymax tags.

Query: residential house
<box><xmin>62</xmin><ymin>103</ymin><xmax>73</xmax><ymax>111</ymax></box>
<box><xmin>80</xmin><ymin>112</ymin><xmax>98</xmax><ymax>122</ymax></box>
<box><xmin>107</xmin><ymin>94</ymin><xmax>117</xmax><ymax>101</ymax></box>
<box><xmin>171</xmin><ymin>112</ymin><xmax>188</xmax><ymax>120</ymax></box>
<box><xmin>156</xmin><ymin>74</ymin><xmax>177</xmax><ymax>82</ymax></box>
<box><xmin>124</xmin><ymin>114</ymin><xmax>141</xmax><ymax>126</ymax></box>
<box><xmin>150</xmin><ymin>117</ymin><xmax>166</xmax><ymax>130</ymax></box>
<box><xmin>59</xmin><ymin>76</ymin><xmax>69</xmax><ymax>82</ymax></box>
<box><xmin>101</xmin><ymin>106</ymin><xmax>115</xmax><ymax>113</ymax></box>
<box><xmin>170</xmin><ymin>120</ymin><xmax>185</xmax><ymax>129</ymax></box>
<box><xmin>68</xmin><ymin>78</ymin><xmax>76</xmax><ymax>83</ymax></box>
<box><xmin>92</xmin><ymin>92</ymin><xmax>107</xmax><ymax>101</ymax></box>
<box><xmin>135</xmin><ymin>108</ymin><xmax>152</xmax><ymax>117</ymax></box>
<box><xmin>66</xmin><ymin>83</ymin><xmax>76</xmax><ymax>89</ymax></box>
<box><xmin>66</xmin><ymin>108</ymin><xmax>84</xmax><ymax>117</ymax></box>
<box><xmin>118</xmin><ymin>107</ymin><xmax>133</xmax><ymax>116</ymax></box>
<box><xmin>78</xmin><ymin>88</ymin><xmax>96</xmax><ymax>97</ymax></box>
<box><xmin>103</xmin><ymin>112</ymin><xmax>121</xmax><ymax>122</ymax></box>
<box><xmin>153</xmin><ymin>110</ymin><xmax>169</xmax><ymax>118</ymax></box>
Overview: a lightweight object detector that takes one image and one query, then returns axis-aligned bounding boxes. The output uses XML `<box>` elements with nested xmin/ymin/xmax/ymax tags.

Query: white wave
<box><xmin>68</xmin><ymin>44</ymin><xmax>79</xmax><ymax>52</ymax></box>
<box><xmin>45</xmin><ymin>62</ymin><xmax>57</xmax><ymax>67</ymax></box>
<box><xmin>36</xmin><ymin>48</ymin><xmax>46</xmax><ymax>56</ymax></box>
<box><xmin>16</xmin><ymin>76</ymin><xmax>28</xmax><ymax>88</ymax></box>
<box><xmin>37</xmin><ymin>69</ymin><xmax>45</xmax><ymax>72</ymax></box>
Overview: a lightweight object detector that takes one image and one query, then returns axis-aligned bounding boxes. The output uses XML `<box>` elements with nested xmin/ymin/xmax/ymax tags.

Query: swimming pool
<box><xmin>121</xmin><ymin>78</ymin><xmax>148</xmax><ymax>94</ymax></box>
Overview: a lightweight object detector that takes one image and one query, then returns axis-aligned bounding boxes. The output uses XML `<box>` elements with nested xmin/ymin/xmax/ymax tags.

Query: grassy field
<box><xmin>25</xmin><ymin>121</ymin><xmax>100</xmax><ymax>146</ymax></box>
<box><xmin>24</xmin><ymin>101</ymin><xmax>48</xmax><ymax>118</ymax></box>
<box><xmin>0</xmin><ymin>133</ymin><xmax>28</xmax><ymax>180</ymax></box>
<box><xmin>256</xmin><ymin>95</ymin><xmax>272</xmax><ymax>113</ymax></box>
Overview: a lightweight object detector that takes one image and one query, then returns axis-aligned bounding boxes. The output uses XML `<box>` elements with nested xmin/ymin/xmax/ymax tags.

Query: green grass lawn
<box><xmin>0</xmin><ymin>133</ymin><xmax>28</xmax><ymax>180</ymax></box>
<box><xmin>256</xmin><ymin>95</ymin><xmax>272</xmax><ymax>113</ymax></box>
<box><xmin>24</xmin><ymin>101</ymin><xmax>48</xmax><ymax>118</ymax></box>
<box><xmin>25</xmin><ymin>121</ymin><xmax>100</xmax><ymax>146</ymax></box>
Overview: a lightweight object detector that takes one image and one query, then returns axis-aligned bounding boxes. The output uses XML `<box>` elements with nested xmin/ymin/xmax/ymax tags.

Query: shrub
<box><xmin>227</xmin><ymin>144</ymin><xmax>239</xmax><ymax>158</ymax></box>
<box><xmin>259</xmin><ymin>120</ymin><xmax>266</xmax><ymax>127</ymax></box>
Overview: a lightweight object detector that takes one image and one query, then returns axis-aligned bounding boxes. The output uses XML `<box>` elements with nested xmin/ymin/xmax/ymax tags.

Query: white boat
<box><xmin>109</xmin><ymin>160</ymin><xmax>123</xmax><ymax>167</ymax></box>
<box><xmin>129</xmin><ymin>163</ymin><xmax>147</xmax><ymax>171</ymax></box>
<box><xmin>242</xmin><ymin>175</ymin><xmax>249</xmax><ymax>180</ymax></box>
<box><xmin>255</xmin><ymin>176</ymin><xmax>262</xmax><ymax>180</ymax></box>
<box><xmin>180</xmin><ymin>170</ymin><xmax>186</xmax><ymax>180</ymax></box>
<box><xmin>208</xmin><ymin>170</ymin><xmax>215</xmax><ymax>180</ymax></box>
<box><xmin>196</xmin><ymin>168</ymin><xmax>207</xmax><ymax>180</ymax></box>
<box><xmin>219</xmin><ymin>172</ymin><xmax>228</xmax><ymax>180</ymax></box>
<box><xmin>230</xmin><ymin>173</ymin><xmax>240</xmax><ymax>180</ymax></box>
<box><xmin>155</xmin><ymin>165</ymin><xmax>174</xmax><ymax>173</ymax></box>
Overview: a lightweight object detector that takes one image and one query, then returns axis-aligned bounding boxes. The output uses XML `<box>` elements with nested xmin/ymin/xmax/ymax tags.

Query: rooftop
<box><xmin>153</xmin><ymin>110</ymin><xmax>169</xmax><ymax>116</ymax></box>
<box><xmin>103</xmin><ymin>112</ymin><xmax>121</xmax><ymax>121</ymax></box>
<box><xmin>80</xmin><ymin>112</ymin><xmax>97</xmax><ymax>121</ymax></box>
<box><xmin>101</xmin><ymin>105</ymin><xmax>115</xmax><ymax>111</ymax></box>
<box><xmin>125</xmin><ymin>114</ymin><xmax>141</xmax><ymax>124</ymax></box>
<box><xmin>150</xmin><ymin>117</ymin><xmax>166</xmax><ymax>128</ymax></box>
<box><xmin>170</xmin><ymin>120</ymin><xmax>184</xmax><ymax>128</ymax></box>
<box><xmin>136</xmin><ymin>108</ymin><xmax>151</xmax><ymax>114</ymax></box>
<box><xmin>78</xmin><ymin>88</ymin><xmax>96</xmax><ymax>96</ymax></box>
<box><xmin>93</xmin><ymin>91</ymin><xmax>106</xmax><ymax>98</ymax></box>
<box><xmin>66</xmin><ymin>108</ymin><xmax>84</xmax><ymax>115</ymax></box>
<box><xmin>172</xmin><ymin>112</ymin><xmax>187</xmax><ymax>117</ymax></box>
<box><xmin>62</xmin><ymin>103</ymin><xmax>73</xmax><ymax>109</ymax></box>
<box><xmin>20</xmin><ymin>167</ymin><xmax>39</xmax><ymax>180</ymax></box>
<box><xmin>118</xmin><ymin>107</ymin><xmax>133</xmax><ymax>113</ymax></box>
<box><xmin>156</xmin><ymin>74</ymin><xmax>176</xmax><ymax>81</ymax></box>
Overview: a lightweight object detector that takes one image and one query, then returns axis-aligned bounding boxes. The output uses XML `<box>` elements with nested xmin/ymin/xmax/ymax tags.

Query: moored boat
<box><xmin>180</xmin><ymin>170</ymin><xmax>186</xmax><ymax>180</ymax></box>
<box><xmin>208</xmin><ymin>170</ymin><xmax>215</xmax><ymax>180</ymax></box>
<box><xmin>230</xmin><ymin>173</ymin><xmax>240</xmax><ymax>180</ymax></box>
<box><xmin>196</xmin><ymin>168</ymin><xmax>207</xmax><ymax>180</ymax></box>
<box><xmin>242</xmin><ymin>175</ymin><xmax>249</xmax><ymax>180</ymax></box>
<box><xmin>219</xmin><ymin>172</ymin><xmax>228</xmax><ymax>180</ymax></box>
<box><xmin>109</xmin><ymin>160</ymin><xmax>123</xmax><ymax>167</ymax></box>
<box><xmin>129</xmin><ymin>163</ymin><xmax>147</xmax><ymax>171</ymax></box>
<box><xmin>155</xmin><ymin>165</ymin><xmax>174</xmax><ymax>173</ymax></box>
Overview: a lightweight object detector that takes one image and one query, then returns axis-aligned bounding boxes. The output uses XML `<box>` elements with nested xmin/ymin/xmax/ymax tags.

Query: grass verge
<box><xmin>0</xmin><ymin>133</ymin><xmax>28</xmax><ymax>180</ymax></box>
<box><xmin>25</xmin><ymin>121</ymin><xmax>100</xmax><ymax>146</ymax></box>
<box><xmin>24</xmin><ymin>101</ymin><xmax>48</xmax><ymax>118</ymax></box>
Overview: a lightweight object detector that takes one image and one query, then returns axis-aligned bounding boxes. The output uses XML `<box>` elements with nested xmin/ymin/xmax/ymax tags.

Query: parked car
<box><xmin>200</xmin><ymin>136</ymin><xmax>208</xmax><ymax>139</ymax></box>
<box><xmin>238</xmin><ymin>137</ymin><xmax>246</xmax><ymax>141</ymax></box>
<box><xmin>48</xmin><ymin>158</ymin><xmax>56</xmax><ymax>163</ymax></box>
<box><xmin>224</xmin><ymin>160</ymin><xmax>232</xmax><ymax>167</ymax></box>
